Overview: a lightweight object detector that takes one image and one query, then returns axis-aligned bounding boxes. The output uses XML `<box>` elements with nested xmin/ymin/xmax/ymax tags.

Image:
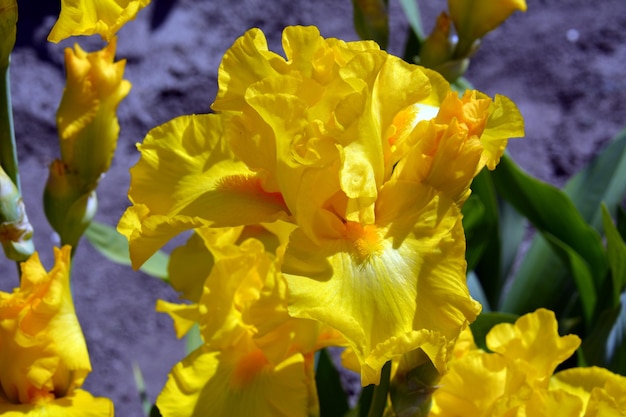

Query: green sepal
<box><xmin>351</xmin><ymin>0</ymin><xmax>389</xmax><ymax>49</ymax></box>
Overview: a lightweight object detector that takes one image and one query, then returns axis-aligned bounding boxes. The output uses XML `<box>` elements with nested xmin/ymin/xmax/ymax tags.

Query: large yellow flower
<box><xmin>431</xmin><ymin>309</ymin><xmax>626</xmax><ymax>417</ymax></box>
<box><xmin>48</xmin><ymin>0</ymin><xmax>151</xmax><ymax>43</ymax></box>
<box><xmin>0</xmin><ymin>246</ymin><xmax>112</xmax><ymax>416</ymax></box>
<box><xmin>119</xmin><ymin>25</ymin><xmax>523</xmax><ymax>386</ymax></box>
<box><xmin>155</xmin><ymin>226</ymin><xmax>343</xmax><ymax>417</ymax></box>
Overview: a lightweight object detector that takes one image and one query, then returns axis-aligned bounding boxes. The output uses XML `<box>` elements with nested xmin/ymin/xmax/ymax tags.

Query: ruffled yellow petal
<box><xmin>119</xmin><ymin>114</ymin><xmax>290</xmax><ymax>267</ymax></box>
<box><xmin>284</xmin><ymin>182</ymin><xmax>480</xmax><ymax>385</ymax></box>
<box><xmin>480</xmin><ymin>94</ymin><xmax>525</xmax><ymax>170</ymax></box>
<box><xmin>430</xmin><ymin>351</ymin><xmax>511</xmax><ymax>417</ymax></box>
<box><xmin>48</xmin><ymin>0</ymin><xmax>151</xmax><ymax>43</ymax></box>
<box><xmin>521</xmin><ymin>389</ymin><xmax>584</xmax><ymax>417</ymax></box>
<box><xmin>0</xmin><ymin>246</ymin><xmax>91</xmax><ymax>405</ymax></box>
<box><xmin>118</xmin><ymin>204</ymin><xmax>210</xmax><ymax>269</ymax></box>
<box><xmin>156</xmin><ymin>347</ymin><xmax>310</xmax><ymax>417</ymax></box>
<box><xmin>552</xmin><ymin>366</ymin><xmax>626</xmax><ymax>416</ymax></box>
<box><xmin>486</xmin><ymin>308</ymin><xmax>580</xmax><ymax>387</ymax></box>
<box><xmin>0</xmin><ymin>389</ymin><xmax>113</xmax><ymax>416</ymax></box>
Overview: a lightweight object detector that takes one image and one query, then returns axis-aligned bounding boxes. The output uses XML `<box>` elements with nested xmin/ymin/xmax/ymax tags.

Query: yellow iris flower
<box><xmin>119</xmin><ymin>25</ymin><xmax>523</xmax><ymax>386</ymax></box>
<box><xmin>155</xmin><ymin>226</ymin><xmax>344</xmax><ymax>417</ymax></box>
<box><xmin>0</xmin><ymin>246</ymin><xmax>112</xmax><ymax>416</ymax></box>
<box><xmin>48</xmin><ymin>0</ymin><xmax>151</xmax><ymax>43</ymax></box>
<box><xmin>430</xmin><ymin>308</ymin><xmax>626</xmax><ymax>417</ymax></box>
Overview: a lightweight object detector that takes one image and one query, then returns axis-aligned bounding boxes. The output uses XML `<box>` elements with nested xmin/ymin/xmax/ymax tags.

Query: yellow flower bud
<box><xmin>448</xmin><ymin>0</ymin><xmax>527</xmax><ymax>57</ymax></box>
<box><xmin>47</xmin><ymin>0</ymin><xmax>151</xmax><ymax>43</ymax></box>
<box><xmin>0</xmin><ymin>246</ymin><xmax>113</xmax><ymax>415</ymax></box>
<box><xmin>420</xmin><ymin>13</ymin><xmax>454</xmax><ymax>69</ymax></box>
<box><xmin>0</xmin><ymin>0</ymin><xmax>16</xmax><ymax>69</ymax></box>
<box><xmin>419</xmin><ymin>12</ymin><xmax>470</xmax><ymax>81</ymax></box>
<box><xmin>56</xmin><ymin>38</ymin><xmax>131</xmax><ymax>191</ymax></box>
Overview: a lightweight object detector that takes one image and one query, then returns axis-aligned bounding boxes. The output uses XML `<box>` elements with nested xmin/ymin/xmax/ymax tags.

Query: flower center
<box><xmin>231</xmin><ymin>348</ymin><xmax>269</xmax><ymax>390</ymax></box>
<box><xmin>345</xmin><ymin>222</ymin><xmax>383</xmax><ymax>263</ymax></box>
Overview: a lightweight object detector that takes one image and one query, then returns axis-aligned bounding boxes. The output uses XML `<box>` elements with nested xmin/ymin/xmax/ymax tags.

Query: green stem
<box><xmin>366</xmin><ymin>361</ymin><xmax>392</xmax><ymax>417</ymax></box>
<box><xmin>0</xmin><ymin>59</ymin><xmax>20</xmax><ymax>194</ymax></box>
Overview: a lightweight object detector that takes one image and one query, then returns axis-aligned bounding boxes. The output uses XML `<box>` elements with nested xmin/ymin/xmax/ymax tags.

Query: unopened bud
<box><xmin>0</xmin><ymin>165</ymin><xmax>34</xmax><ymax>261</ymax></box>
<box><xmin>0</xmin><ymin>0</ymin><xmax>17</xmax><ymax>68</ymax></box>
<box><xmin>43</xmin><ymin>160</ymin><xmax>97</xmax><ymax>248</ymax></box>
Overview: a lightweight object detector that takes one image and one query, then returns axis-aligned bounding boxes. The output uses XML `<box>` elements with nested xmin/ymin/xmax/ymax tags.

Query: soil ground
<box><xmin>2</xmin><ymin>0</ymin><xmax>626</xmax><ymax>415</ymax></box>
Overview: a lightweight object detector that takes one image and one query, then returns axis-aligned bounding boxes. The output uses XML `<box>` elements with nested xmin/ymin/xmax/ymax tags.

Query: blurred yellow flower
<box><xmin>119</xmin><ymin>25</ymin><xmax>523</xmax><ymax>386</ymax></box>
<box><xmin>48</xmin><ymin>0</ymin><xmax>151</xmax><ymax>43</ymax></box>
<box><xmin>431</xmin><ymin>308</ymin><xmax>626</xmax><ymax>417</ymax></box>
<box><xmin>552</xmin><ymin>366</ymin><xmax>626</xmax><ymax>417</ymax></box>
<box><xmin>0</xmin><ymin>246</ymin><xmax>112</xmax><ymax>416</ymax></box>
<box><xmin>155</xmin><ymin>226</ymin><xmax>343</xmax><ymax>417</ymax></box>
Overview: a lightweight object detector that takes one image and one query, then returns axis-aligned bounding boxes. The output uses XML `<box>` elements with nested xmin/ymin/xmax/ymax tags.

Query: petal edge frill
<box><xmin>120</xmin><ymin>114</ymin><xmax>291</xmax><ymax>267</ymax></box>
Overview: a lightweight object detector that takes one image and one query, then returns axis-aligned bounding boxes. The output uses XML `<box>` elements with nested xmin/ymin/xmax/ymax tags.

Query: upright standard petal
<box><xmin>48</xmin><ymin>0</ymin><xmax>151</xmax><ymax>43</ymax></box>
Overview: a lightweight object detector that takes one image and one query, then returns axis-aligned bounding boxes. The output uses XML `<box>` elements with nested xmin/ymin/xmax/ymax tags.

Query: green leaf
<box><xmin>494</xmin><ymin>155</ymin><xmax>607</xmax><ymax>315</ymax></box>
<box><xmin>470</xmin><ymin>170</ymin><xmax>503</xmax><ymax>307</ymax></box>
<box><xmin>132</xmin><ymin>362</ymin><xmax>153</xmax><ymax>417</ymax></box>
<box><xmin>469</xmin><ymin>312</ymin><xmax>518</xmax><ymax>352</ymax></box>
<box><xmin>542</xmin><ymin>233</ymin><xmax>596</xmax><ymax>326</ymax></box>
<box><xmin>498</xmin><ymin>199</ymin><xmax>526</xmax><ymax>281</ymax></box>
<box><xmin>398</xmin><ymin>0</ymin><xmax>424</xmax><ymax>39</ymax></box>
<box><xmin>85</xmin><ymin>221</ymin><xmax>170</xmax><ymax>281</ymax></box>
<box><xmin>565</xmin><ymin>128</ymin><xmax>626</xmax><ymax>231</ymax></box>
<box><xmin>617</xmin><ymin>205</ymin><xmax>626</xmax><ymax>240</ymax></box>
<box><xmin>351</xmin><ymin>0</ymin><xmax>389</xmax><ymax>49</ymax></box>
<box><xmin>499</xmin><ymin>130</ymin><xmax>626</xmax><ymax>315</ymax></box>
<box><xmin>462</xmin><ymin>194</ymin><xmax>486</xmax><ymax>272</ymax></box>
<box><xmin>581</xmin><ymin>291</ymin><xmax>626</xmax><ymax>374</ymax></box>
<box><xmin>602</xmin><ymin>204</ymin><xmax>626</xmax><ymax>306</ymax></box>
<box><xmin>315</xmin><ymin>349</ymin><xmax>350</xmax><ymax>417</ymax></box>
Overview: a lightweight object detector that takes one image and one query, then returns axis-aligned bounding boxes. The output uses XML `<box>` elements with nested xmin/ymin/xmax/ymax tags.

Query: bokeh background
<box><xmin>1</xmin><ymin>0</ymin><xmax>626</xmax><ymax>415</ymax></box>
